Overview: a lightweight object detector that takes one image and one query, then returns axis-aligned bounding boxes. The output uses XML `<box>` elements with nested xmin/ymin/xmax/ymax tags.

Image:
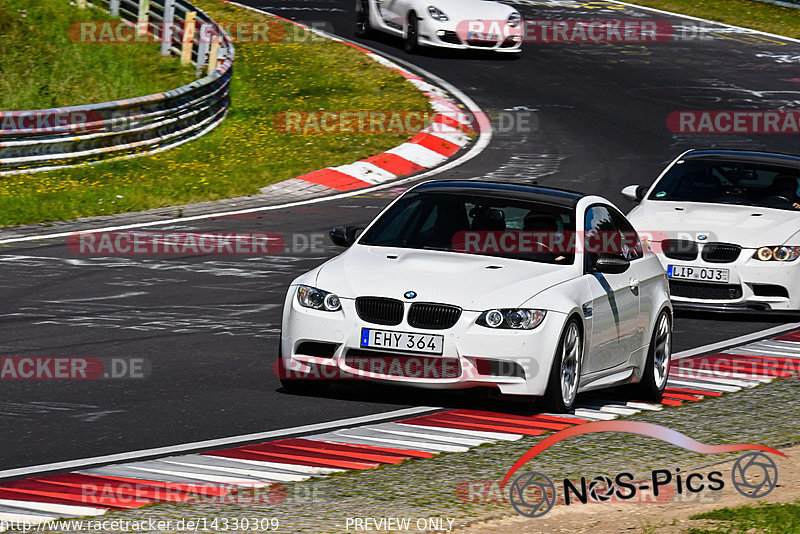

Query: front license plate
<box><xmin>468</xmin><ymin>32</ymin><xmax>499</xmax><ymax>41</ymax></box>
<box><xmin>667</xmin><ymin>265</ymin><xmax>729</xmax><ymax>283</ymax></box>
<box><xmin>360</xmin><ymin>328</ymin><xmax>444</xmax><ymax>355</ymax></box>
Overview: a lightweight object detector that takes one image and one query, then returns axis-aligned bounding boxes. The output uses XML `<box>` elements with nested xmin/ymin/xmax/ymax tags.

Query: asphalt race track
<box><xmin>2</xmin><ymin>0</ymin><xmax>800</xmax><ymax>471</ymax></box>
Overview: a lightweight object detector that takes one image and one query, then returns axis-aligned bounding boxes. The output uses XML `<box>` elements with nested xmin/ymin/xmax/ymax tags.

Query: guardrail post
<box><xmin>161</xmin><ymin>0</ymin><xmax>176</xmax><ymax>55</ymax></box>
<box><xmin>196</xmin><ymin>24</ymin><xmax>211</xmax><ymax>76</ymax></box>
<box><xmin>181</xmin><ymin>11</ymin><xmax>197</xmax><ymax>66</ymax></box>
<box><xmin>207</xmin><ymin>38</ymin><xmax>220</xmax><ymax>74</ymax></box>
<box><xmin>109</xmin><ymin>0</ymin><xmax>120</xmax><ymax>16</ymax></box>
<box><xmin>137</xmin><ymin>0</ymin><xmax>151</xmax><ymax>37</ymax></box>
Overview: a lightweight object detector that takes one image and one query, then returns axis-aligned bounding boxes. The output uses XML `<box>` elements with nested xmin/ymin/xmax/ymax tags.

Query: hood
<box><xmin>314</xmin><ymin>246</ymin><xmax>575</xmax><ymax>311</ymax></box>
<box><xmin>431</xmin><ymin>0</ymin><xmax>515</xmax><ymax>20</ymax></box>
<box><xmin>628</xmin><ymin>201</ymin><xmax>800</xmax><ymax>248</ymax></box>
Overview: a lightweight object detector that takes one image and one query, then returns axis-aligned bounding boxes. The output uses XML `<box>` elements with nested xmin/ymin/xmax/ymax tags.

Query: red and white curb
<box><xmin>1</xmin><ymin>330</ymin><xmax>798</xmax><ymax>528</ymax></box>
<box><xmin>239</xmin><ymin>8</ymin><xmax>482</xmax><ymax>195</ymax></box>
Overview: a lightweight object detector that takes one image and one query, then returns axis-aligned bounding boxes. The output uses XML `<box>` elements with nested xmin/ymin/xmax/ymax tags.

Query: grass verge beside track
<box><xmin>688</xmin><ymin>501</ymin><xmax>800</xmax><ymax>533</ymax></box>
<box><xmin>625</xmin><ymin>0</ymin><xmax>800</xmax><ymax>38</ymax></box>
<box><xmin>0</xmin><ymin>0</ymin><xmax>431</xmax><ymax>227</ymax></box>
<box><xmin>0</xmin><ymin>0</ymin><xmax>193</xmax><ymax>110</ymax></box>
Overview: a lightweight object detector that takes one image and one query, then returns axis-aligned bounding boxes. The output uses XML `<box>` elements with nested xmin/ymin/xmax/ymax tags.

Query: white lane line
<box><xmin>667</xmin><ymin>378</ymin><xmax>741</xmax><ymax>393</ymax></box>
<box><xmin>201</xmin><ymin>456</ymin><xmax>339</xmax><ymax>475</ymax></box>
<box><xmin>609</xmin><ymin>0</ymin><xmax>800</xmax><ymax>44</ymax></box>
<box><xmin>0</xmin><ymin>499</ymin><xmax>105</xmax><ymax>517</ymax></box>
<box><xmin>397</xmin><ymin>423</ymin><xmax>523</xmax><ymax>441</ymax></box>
<box><xmin>0</xmin><ymin>406</ymin><xmax>440</xmax><ymax>481</ymax></box>
<box><xmin>672</xmin><ymin>322</ymin><xmax>800</xmax><ymax>360</ymax></box>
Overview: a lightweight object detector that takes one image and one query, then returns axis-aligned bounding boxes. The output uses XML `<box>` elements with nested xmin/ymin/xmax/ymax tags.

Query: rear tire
<box><xmin>404</xmin><ymin>12</ymin><xmax>419</xmax><ymax>53</ymax></box>
<box><xmin>356</xmin><ymin>0</ymin><xmax>371</xmax><ymax>37</ymax></box>
<box><xmin>277</xmin><ymin>343</ymin><xmax>329</xmax><ymax>395</ymax></box>
<box><xmin>542</xmin><ymin>319</ymin><xmax>582</xmax><ymax>413</ymax></box>
<box><xmin>636</xmin><ymin>310</ymin><xmax>671</xmax><ymax>402</ymax></box>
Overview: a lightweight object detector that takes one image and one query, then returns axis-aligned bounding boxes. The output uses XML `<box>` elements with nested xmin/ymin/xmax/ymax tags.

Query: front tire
<box><xmin>404</xmin><ymin>12</ymin><xmax>419</xmax><ymax>53</ymax></box>
<box><xmin>542</xmin><ymin>319</ymin><xmax>582</xmax><ymax>413</ymax></box>
<box><xmin>636</xmin><ymin>310</ymin><xmax>671</xmax><ymax>402</ymax></box>
<box><xmin>356</xmin><ymin>0</ymin><xmax>371</xmax><ymax>37</ymax></box>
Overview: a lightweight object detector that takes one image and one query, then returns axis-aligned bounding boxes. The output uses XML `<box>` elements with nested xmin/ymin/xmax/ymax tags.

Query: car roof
<box><xmin>682</xmin><ymin>149</ymin><xmax>800</xmax><ymax>168</ymax></box>
<box><xmin>413</xmin><ymin>180</ymin><xmax>585</xmax><ymax>208</ymax></box>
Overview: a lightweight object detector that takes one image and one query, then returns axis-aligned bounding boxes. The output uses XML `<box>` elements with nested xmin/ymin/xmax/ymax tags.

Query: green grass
<box><xmin>0</xmin><ymin>0</ymin><xmax>431</xmax><ymax>227</ymax></box>
<box><xmin>626</xmin><ymin>0</ymin><xmax>800</xmax><ymax>39</ymax></box>
<box><xmin>687</xmin><ymin>501</ymin><xmax>800</xmax><ymax>533</ymax></box>
<box><xmin>0</xmin><ymin>0</ymin><xmax>194</xmax><ymax>110</ymax></box>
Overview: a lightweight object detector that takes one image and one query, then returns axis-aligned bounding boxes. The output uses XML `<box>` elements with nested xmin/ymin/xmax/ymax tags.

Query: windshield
<box><xmin>649</xmin><ymin>159</ymin><xmax>800</xmax><ymax>211</ymax></box>
<box><xmin>358</xmin><ymin>191</ymin><xmax>576</xmax><ymax>264</ymax></box>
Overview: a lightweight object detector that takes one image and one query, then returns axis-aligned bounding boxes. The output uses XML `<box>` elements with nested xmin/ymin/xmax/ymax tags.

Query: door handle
<box><xmin>629</xmin><ymin>278</ymin><xmax>640</xmax><ymax>295</ymax></box>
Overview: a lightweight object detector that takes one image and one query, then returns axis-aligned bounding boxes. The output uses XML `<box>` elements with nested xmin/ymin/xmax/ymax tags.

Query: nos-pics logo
<box><xmin>502</xmin><ymin>421</ymin><xmax>783</xmax><ymax>518</ymax></box>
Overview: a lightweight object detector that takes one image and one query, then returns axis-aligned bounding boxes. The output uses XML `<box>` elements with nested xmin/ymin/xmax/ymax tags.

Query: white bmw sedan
<box><xmin>278</xmin><ymin>181</ymin><xmax>671</xmax><ymax>412</ymax></box>
<box><xmin>625</xmin><ymin>149</ymin><xmax>800</xmax><ymax>313</ymax></box>
<box><xmin>355</xmin><ymin>0</ymin><xmax>523</xmax><ymax>54</ymax></box>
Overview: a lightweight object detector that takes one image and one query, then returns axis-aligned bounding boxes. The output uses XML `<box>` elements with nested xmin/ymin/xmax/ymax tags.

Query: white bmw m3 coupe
<box><xmin>355</xmin><ymin>0</ymin><xmax>523</xmax><ymax>54</ymax></box>
<box><xmin>278</xmin><ymin>181</ymin><xmax>671</xmax><ymax>412</ymax></box>
<box><xmin>625</xmin><ymin>149</ymin><xmax>800</xmax><ymax>313</ymax></box>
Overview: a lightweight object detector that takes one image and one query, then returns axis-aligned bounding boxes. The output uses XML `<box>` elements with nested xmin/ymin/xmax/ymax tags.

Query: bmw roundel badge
<box><xmin>697</xmin><ymin>234</ymin><xmax>708</xmax><ymax>241</ymax></box>
<box><xmin>404</xmin><ymin>291</ymin><xmax>417</xmax><ymax>299</ymax></box>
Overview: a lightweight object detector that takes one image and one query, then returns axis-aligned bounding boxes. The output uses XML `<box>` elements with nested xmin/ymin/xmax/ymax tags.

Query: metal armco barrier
<box><xmin>0</xmin><ymin>0</ymin><xmax>234</xmax><ymax>175</ymax></box>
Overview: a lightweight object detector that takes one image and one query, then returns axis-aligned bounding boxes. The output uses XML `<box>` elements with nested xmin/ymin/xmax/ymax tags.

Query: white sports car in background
<box><xmin>278</xmin><ymin>181</ymin><xmax>672</xmax><ymax>412</ymax></box>
<box><xmin>355</xmin><ymin>0</ymin><xmax>523</xmax><ymax>53</ymax></box>
<box><xmin>624</xmin><ymin>149</ymin><xmax>800</xmax><ymax>312</ymax></box>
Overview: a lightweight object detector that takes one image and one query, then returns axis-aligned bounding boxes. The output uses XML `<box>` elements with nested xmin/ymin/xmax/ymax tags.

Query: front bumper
<box><xmin>417</xmin><ymin>19</ymin><xmax>522</xmax><ymax>52</ymax></box>
<box><xmin>280</xmin><ymin>288</ymin><xmax>562</xmax><ymax>396</ymax></box>
<box><xmin>652</xmin><ymin>248</ymin><xmax>800</xmax><ymax>312</ymax></box>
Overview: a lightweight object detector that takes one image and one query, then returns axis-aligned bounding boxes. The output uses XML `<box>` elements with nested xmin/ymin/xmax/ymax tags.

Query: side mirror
<box><xmin>621</xmin><ymin>185</ymin><xmax>647</xmax><ymax>202</ymax></box>
<box><xmin>329</xmin><ymin>226</ymin><xmax>363</xmax><ymax>247</ymax></box>
<box><xmin>594</xmin><ymin>253</ymin><xmax>630</xmax><ymax>275</ymax></box>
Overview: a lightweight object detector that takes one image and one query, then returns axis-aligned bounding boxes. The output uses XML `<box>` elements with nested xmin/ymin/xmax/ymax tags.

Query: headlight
<box><xmin>427</xmin><ymin>6</ymin><xmax>448</xmax><ymax>21</ymax></box>
<box><xmin>754</xmin><ymin>246</ymin><xmax>800</xmax><ymax>262</ymax></box>
<box><xmin>507</xmin><ymin>12</ymin><xmax>521</xmax><ymax>27</ymax></box>
<box><xmin>297</xmin><ymin>285</ymin><xmax>342</xmax><ymax>311</ymax></box>
<box><xmin>477</xmin><ymin>309</ymin><xmax>546</xmax><ymax>330</ymax></box>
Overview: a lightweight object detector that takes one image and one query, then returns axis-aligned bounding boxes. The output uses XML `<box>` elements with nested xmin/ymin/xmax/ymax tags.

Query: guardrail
<box><xmin>0</xmin><ymin>0</ymin><xmax>234</xmax><ymax>176</ymax></box>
